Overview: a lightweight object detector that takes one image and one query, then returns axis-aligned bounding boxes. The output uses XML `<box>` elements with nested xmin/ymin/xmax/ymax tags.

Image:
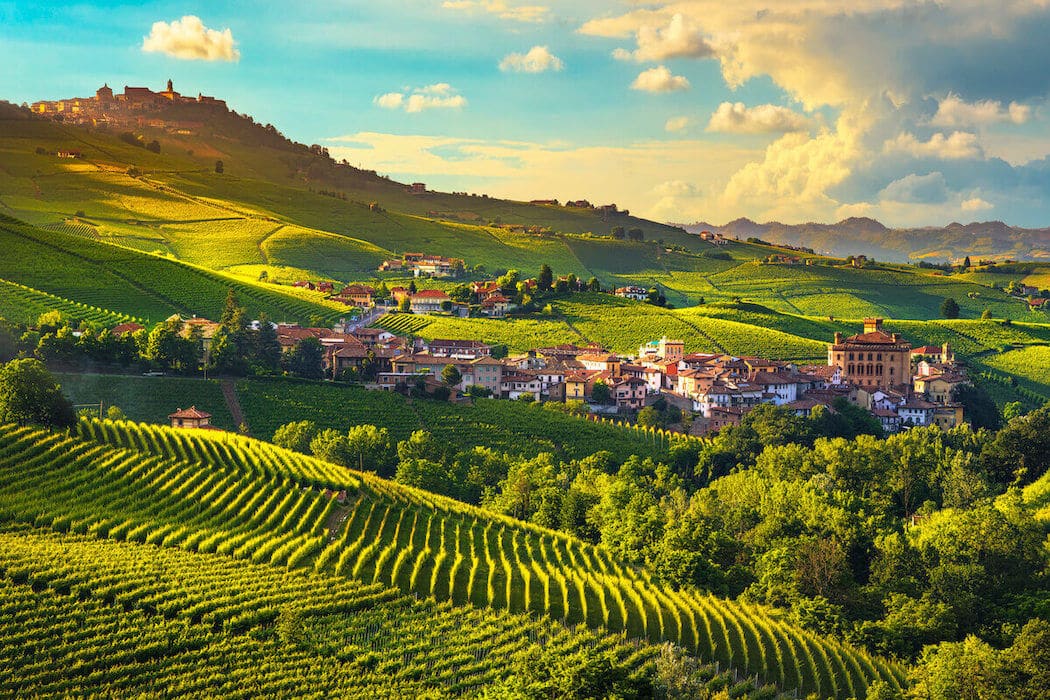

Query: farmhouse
<box><xmin>168</xmin><ymin>406</ymin><xmax>215</xmax><ymax>430</ymax></box>
<box><xmin>409</xmin><ymin>289</ymin><xmax>451</xmax><ymax>314</ymax></box>
<box><xmin>614</xmin><ymin>286</ymin><xmax>648</xmax><ymax>301</ymax></box>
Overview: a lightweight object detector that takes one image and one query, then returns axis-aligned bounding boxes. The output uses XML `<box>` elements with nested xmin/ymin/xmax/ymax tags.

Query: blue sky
<box><xmin>4</xmin><ymin>1</ymin><xmax>1050</xmax><ymax>228</ymax></box>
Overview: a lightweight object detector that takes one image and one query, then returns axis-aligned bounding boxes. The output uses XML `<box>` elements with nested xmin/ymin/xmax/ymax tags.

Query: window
<box><xmin>848</xmin><ymin>352</ymin><xmax>854</xmax><ymax>361</ymax></box>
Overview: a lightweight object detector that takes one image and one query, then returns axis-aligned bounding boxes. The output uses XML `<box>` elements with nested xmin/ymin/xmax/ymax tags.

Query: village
<box><xmin>137</xmin><ymin>303</ymin><xmax>972</xmax><ymax>437</ymax></box>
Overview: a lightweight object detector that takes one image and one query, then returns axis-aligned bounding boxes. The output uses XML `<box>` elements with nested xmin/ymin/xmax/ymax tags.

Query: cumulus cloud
<box><xmin>374</xmin><ymin>84</ymin><xmax>466</xmax><ymax>113</ymax></box>
<box><xmin>499</xmin><ymin>46</ymin><xmax>564</xmax><ymax>73</ymax></box>
<box><xmin>665</xmin><ymin>116</ymin><xmax>691</xmax><ymax>132</ymax></box>
<box><xmin>961</xmin><ymin>196</ymin><xmax>994</xmax><ymax>212</ymax></box>
<box><xmin>630</xmin><ymin>66</ymin><xmax>689</xmax><ymax>93</ymax></box>
<box><xmin>142</xmin><ymin>16</ymin><xmax>238</xmax><ymax>62</ymax></box>
<box><xmin>879</xmin><ymin>172</ymin><xmax>949</xmax><ymax>204</ymax></box>
<box><xmin>608</xmin><ymin>13</ymin><xmax>713</xmax><ymax>62</ymax></box>
<box><xmin>706</xmin><ymin>102</ymin><xmax>811</xmax><ymax>134</ymax></box>
<box><xmin>442</xmin><ymin>0</ymin><xmax>549</xmax><ymax>23</ymax></box>
<box><xmin>931</xmin><ymin>93</ymin><xmax>1031</xmax><ymax>127</ymax></box>
<box><xmin>884</xmin><ymin>131</ymin><xmax>983</xmax><ymax>160</ymax></box>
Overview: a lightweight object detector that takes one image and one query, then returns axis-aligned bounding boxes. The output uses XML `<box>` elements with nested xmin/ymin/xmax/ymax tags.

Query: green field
<box><xmin>0</xmin><ymin>419</ymin><xmax>906</xmax><ymax>697</ymax></box>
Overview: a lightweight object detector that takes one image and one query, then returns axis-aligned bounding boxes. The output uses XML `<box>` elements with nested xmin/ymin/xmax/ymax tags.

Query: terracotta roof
<box><xmin>840</xmin><ymin>330</ymin><xmax>907</xmax><ymax>345</ymax></box>
<box><xmin>111</xmin><ymin>322</ymin><xmax>144</xmax><ymax>336</ymax></box>
<box><xmin>912</xmin><ymin>345</ymin><xmax>943</xmax><ymax>354</ymax></box>
<box><xmin>412</xmin><ymin>289</ymin><xmax>450</xmax><ymax>299</ymax></box>
<box><xmin>168</xmin><ymin>406</ymin><xmax>211</xmax><ymax>419</ymax></box>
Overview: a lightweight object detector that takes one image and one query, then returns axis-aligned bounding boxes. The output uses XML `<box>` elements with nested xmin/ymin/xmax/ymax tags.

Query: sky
<box><xmin>5</xmin><ymin>1</ymin><xmax>1050</xmax><ymax>228</ymax></box>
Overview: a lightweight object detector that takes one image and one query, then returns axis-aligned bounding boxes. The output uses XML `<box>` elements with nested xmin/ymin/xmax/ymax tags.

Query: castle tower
<box><xmin>96</xmin><ymin>84</ymin><xmax>113</xmax><ymax>102</ymax></box>
<box><xmin>167</xmin><ymin>78</ymin><xmax>173</xmax><ymax>92</ymax></box>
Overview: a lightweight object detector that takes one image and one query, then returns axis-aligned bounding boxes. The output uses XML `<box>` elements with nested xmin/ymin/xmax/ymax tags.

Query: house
<box><xmin>501</xmin><ymin>369</ymin><xmax>544</xmax><ymax>400</ymax></box>
<box><xmin>409</xmin><ymin>289</ymin><xmax>451</xmax><ymax>314</ymax></box>
<box><xmin>428</xmin><ymin>339</ymin><xmax>491</xmax><ymax>359</ymax></box>
<box><xmin>169</xmin><ymin>406</ymin><xmax>215</xmax><ymax>430</ymax></box>
<box><xmin>1029</xmin><ymin>297</ymin><xmax>1048</xmax><ymax>311</ymax></box>
<box><xmin>390</xmin><ymin>287</ymin><xmax>410</xmax><ymax>304</ymax></box>
<box><xmin>610</xmin><ymin>376</ymin><xmax>648</xmax><ymax>410</ymax></box>
<box><xmin>638</xmin><ymin>336</ymin><xmax>684</xmax><ymax>363</ymax></box>
<box><xmin>577</xmin><ymin>353</ymin><xmax>621</xmax><ymax>375</ymax></box>
<box><xmin>408</xmin><ymin>182</ymin><xmax>427</xmax><ymax>194</ymax></box>
<box><xmin>352</xmin><ymin>327</ymin><xmax>396</xmax><ymax>348</ymax></box>
<box><xmin>564</xmin><ymin>372</ymin><xmax>592</xmax><ymax>400</ymax></box>
<box><xmin>933</xmin><ymin>404</ymin><xmax>965</xmax><ymax>430</ymax></box>
<box><xmin>480</xmin><ymin>294</ymin><xmax>511</xmax><ymax>317</ymax></box>
<box><xmin>336</xmin><ymin>284</ymin><xmax>375</xmax><ymax>308</ymax></box>
<box><xmin>706</xmin><ymin>406</ymin><xmax>747</xmax><ymax>432</ymax></box>
<box><xmin>464</xmin><ymin>357</ymin><xmax>504</xmax><ymax>395</ymax></box>
<box><xmin>898</xmin><ymin>397</ymin><xmax>937</xmax><ymax>426</ymax></box>
<box><xmin>57</xmin><ymin>149</ymin><xmax>81</xmax><ymax>159</ymax></box>
<box><xmin>914</xmin><ymin>371</ymin><xmax>970</xmax><ymax>405</ymax></box>
<box><xmin>293</xmin><ymin>280</ymin><xmax>316</xmax><ymax>290</ymax></box>
<box><xmin>614</xmin><ymin>286</ymin><xmax>648</xmax><ymax>301</ymax></box>
<box><xmin>873</xmin><ymin>408</ymin><xmax>903</xmax><ymax>434</ymax></box>
<box><xmin>380</xmin><ymin>259</ymin><xmax>406</xmax><ymax>272</ymax></box>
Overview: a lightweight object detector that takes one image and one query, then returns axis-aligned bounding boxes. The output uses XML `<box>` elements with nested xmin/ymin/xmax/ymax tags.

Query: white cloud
<box><xmin>499</xmin><ymin>46</ymin><xmax>564</xmax><ymax>73</ymax></box>
<box><xmin>884</xmin><ymin>131</ymin><xmax>983</xmax><ymax>160</ymax></box>
<box><xmin>706</xmin><ymin>102</ymin><xmax>811</xmax><ymax>134</ymax></box>
<box><xmin>879</xmin><ymin>172</ymin><xmax>949</xmax><ymax>204</ymax></box>
<box><xmin>961</xmin><ymin>196</ymin><xmax>994</xmax><ymax>212</ymax></box>
<box><xmin>374</xmin><ymin>84</ymin><xmax>466</xmax><ymax>113</ymax></box>
<box><xmin>630</xmin><ymin>65</ymin><xmax>689</xmax><ymax>93</ymax></box>
<box><xmin>442</xmin><ymin>0</ymin><xmax>549</xmax><ymax>23</ymax></box>
<box><xmin>931</xmin><ymin>93</ymin><xmax>1031</xmax><ymax>127</ymax></box>
<box><xmin>609</xmin><ymin>13</ymin><xmax>713</xmax><ymax>62</ymax></box>
<box><xmin>665</xmin><ymin>116</ymin><xmax>691</xmax><ymax>132</ymax></box>
<box><xmin>141</xmin><ymin>15</ymin><xmax>239</xmax><ymax>62</ymax></box>
<box><xmin>374</xmin><ymin>93</ymin><xmax>404</xmax><ymax>109</ymax></box>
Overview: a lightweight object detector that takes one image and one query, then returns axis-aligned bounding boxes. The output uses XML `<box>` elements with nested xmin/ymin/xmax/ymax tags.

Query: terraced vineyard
<box><xmin>0</xmin><ymin>419</ymin><xmax>906</xmax><ymax>698</ymax></box>
<box><xmin>0</xmin><ymin>530</ymin><xmax>691</xmax><ymax>697</ymax></box>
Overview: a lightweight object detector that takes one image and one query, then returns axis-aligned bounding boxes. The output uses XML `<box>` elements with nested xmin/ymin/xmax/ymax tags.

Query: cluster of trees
<box><xmin>118</xmin><ymin>131</ymin><xmax>160</xmax><ymax>153</ymax></box>
<box><xmin>1</xmin><ymin>293</ymin><xmax>330</xmax><ymax>380</ymax></box>
<box><xmin>611</xmin><ymin>226</ymin><xmax>645</xmax><ymax>242</ymax></box>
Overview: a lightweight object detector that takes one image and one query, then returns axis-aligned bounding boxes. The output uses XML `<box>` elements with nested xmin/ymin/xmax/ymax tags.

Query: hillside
<box><xmin>6</xmin><ymin>103</ymin><xmax>1046</xmax><ymax>321</ymax></box>
<box><xmin>684</xmin><ymin>218</ymin><xmax>1050</xmax><ymax>263</ymax></box>
<box><xmin>0</xmin><ymin>418</ymin><xmax>905</xmax><ymax>697</ymax></box>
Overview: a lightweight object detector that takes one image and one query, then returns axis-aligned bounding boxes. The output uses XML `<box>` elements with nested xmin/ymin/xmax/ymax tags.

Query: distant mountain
<box><xmin>681</xmin><ymin>217</ymin><xmax>1050</xmax><ymax>262</ymax></box>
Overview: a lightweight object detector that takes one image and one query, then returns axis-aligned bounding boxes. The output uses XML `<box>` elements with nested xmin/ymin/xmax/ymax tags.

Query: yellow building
<box><xmin>828</xmin><ymin>318</ymin><xmax>912</xmax><ymax>391</ymax></box>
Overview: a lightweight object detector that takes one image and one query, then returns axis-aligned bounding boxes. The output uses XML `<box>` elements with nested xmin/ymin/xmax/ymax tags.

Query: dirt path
<box><xmin>221</xmin><ymin>380</ymin><xmax>248</xmax><ymax>434</ymax></box>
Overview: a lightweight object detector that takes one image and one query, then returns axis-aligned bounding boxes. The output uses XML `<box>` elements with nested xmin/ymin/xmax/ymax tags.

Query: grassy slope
<box><xmin>57</xmin><ymin>372</ymin><xmax>235</xmax><ymax>429</ymax></box>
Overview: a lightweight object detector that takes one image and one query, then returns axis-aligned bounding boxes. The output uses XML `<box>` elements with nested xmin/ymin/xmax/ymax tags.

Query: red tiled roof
<box><xmin>168</xmin><ymin>406</ymin><xmax>211</xmax><ymax>419</ymax></box>
<box><xmin>111</xmin><ymin>322</ymin><xmax>144</xmax><ymax>336</ymax></box>
<box><xmin>412</xmin><ymin>289</ymin><xmax>450</xmax><ymax>299</ymax></box>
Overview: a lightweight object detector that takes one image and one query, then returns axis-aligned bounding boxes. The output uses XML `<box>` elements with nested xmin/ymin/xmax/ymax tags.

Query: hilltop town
<box><xmin>30</xmin><ymin>79</ymin><xmax>227</xmax><ymax>130</ymax></box>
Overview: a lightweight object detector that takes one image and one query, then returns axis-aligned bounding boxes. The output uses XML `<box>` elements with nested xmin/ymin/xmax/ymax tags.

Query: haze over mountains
<box><xmin>682</xmin><ymin>217</ymin><xmax>1050</xmax><ymax>263</ymax></box>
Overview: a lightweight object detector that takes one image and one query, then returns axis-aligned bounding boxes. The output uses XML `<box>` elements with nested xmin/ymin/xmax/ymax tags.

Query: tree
<box><xmin>253</xmin><ymin>314</ymin><xmax>282</xmax><ymax>373</ymax></box>
<box><xmin>981</xmin><ymin>308</ymin><xmax>992</xmax><ymax>319</ymax></box>
<box><xmin>287</xmin><ymin>337</ymin><xmax>324</xmax><ymax>379</ymax></box>
<box><xmin>464</xmin><ymin>384</ymin><xmax>492</xmax><ymax>403</ymax></box>
<box><xmin>952</xmin><ymin>383</ymin><xmax>1001</xmax><ymax>431</ymax></box>
<box><xmin>398</xmin><ymin>295</ymin><xmax>411</xmax><ymax>312</ymax></box>
<box><xmin>940</xmin><ymin>297</ymin><xmax>960</xmax><ymax>319</ymax></box>
<box><xmin>963</xmin><ymin>255</ymin><xmax>971</xmax><ymax>268</ymax></box>
<box><xmin>627</xmin><ymin>228</ymin><xmax>644</xmax><ymax>242</ymax></box>
<box><xmin>1003</xmin><ymin>401</ymin><xmax>1025</xmax><ymax>422</ymax></box>
<box><xmin>145</xmin><ymin>139</ymin><xmax>160</xmax><ymax>153</ymax></box>
<box><xmin>309</xmin><ymin>428</ymin><xmax>348</xmax><ymax>465</ymax></box>
<box><xmin>587</xmin><ymin>276</ymin><xmax>602</xmax><ymax>292</ymax></box>
<box><xmin>441</xmin><ymin>363</ymin><xmax>462</xmax><ymax>388</ymax></box>
<box><xmin>537</xmin><ymin>264</ymin><xmax>553</xmax><ymax>292</ymax></box>
<box><xmin>345</xmin><ymin>424</ymin><xmax>395</xmax><ymax>476</ymax></box>
<box><xmin>636</xmin><ymin>405</ymin><xmax>661</xmax><ymax>428</ymax></box>
<box><xmin>591</xmin><ymin>379</ymin><xmax>611</xmax><ymax>404</ymax></box>
<box><xmin>273</xmin><ymin>420</ymin><xmax>318</xmax><ymax>454</ymax></box>
<box><xmin>215</xmin><ymin>159</ymin><xmax>224</xmax><ymax>174</ymax></box>
<box><xmin>611</xmin><ymin>226</ymin><xmax>625</xmax><ymax>240</ymax></box>
<box><xmin>408</xmin><ymin>279</ymin><xmax>418</xmax><ymax>294</ymax></box>
<box><xmin>0</xmin><ymin>359</ymin><xmax>75</xmax><ymax>429</ymax></box>
<box><xmin>145</xmin><ymin>318</ymin><xmax>197</xmax><ymax>372</ymax></box>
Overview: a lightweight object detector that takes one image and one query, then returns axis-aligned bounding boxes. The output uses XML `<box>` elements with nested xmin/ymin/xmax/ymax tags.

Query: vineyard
<box><xmin>0</xmin><ymin>216</ymin><xmax>345</xmax><ymax>324</ymax></box>
<box><xmin>235</xmin><ymin>378</ymin><xmax>687</xmax><ymax>462</ymax></box>
<box><xmin>0</xmin><ymin>419</ymin><xmax>905</xmax><ymax>698</ymax></box>
<box><xmin>0</xmin><ymin>277</ymin><xmax>136</xmax><ymax>326</ymax></box>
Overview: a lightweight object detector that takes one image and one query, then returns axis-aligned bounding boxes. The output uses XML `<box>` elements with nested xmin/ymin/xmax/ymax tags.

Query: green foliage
<box><xmin>0</xmin><ymin>358</ymin><xmax>75</xmax><ymax>429</ymax></box>
<box><xmin>940</xmin><ymin>297</ymin><xmax>960</xmax><ymax>319</ymax></box>
<box><xmin>287</xmin><ymin>337</ymin><xmax>324</xmax><ymax>379</ymax></box>
<box><xmin>273</xmin><ymin>419</ymin><xmax>319</xmax><ymax>454</ymax></box>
